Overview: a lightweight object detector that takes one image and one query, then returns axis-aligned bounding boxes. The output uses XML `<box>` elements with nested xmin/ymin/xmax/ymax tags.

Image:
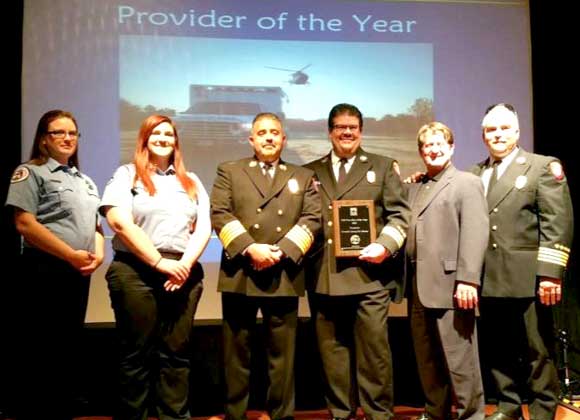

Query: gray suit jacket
<box><xmin>406</xmin><ymin>165</ymin><xmax>489</xmax><ymax>308</ymax></box>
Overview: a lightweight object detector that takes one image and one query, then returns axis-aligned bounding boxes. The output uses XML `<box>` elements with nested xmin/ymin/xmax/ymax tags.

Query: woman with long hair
<box><xmin>99</xmin><ymin>114</ymin><xmax>211</xmax><ymax>420</ymax></box>
<box><xmin>5</xmin><ymin>109</ymin><xmax>104</xmax><ymax>419</ymax></box>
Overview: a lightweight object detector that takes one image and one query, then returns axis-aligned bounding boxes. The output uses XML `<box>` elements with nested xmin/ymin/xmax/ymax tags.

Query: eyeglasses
<box><xmin>47</xmin><ymin>130</ymin><xmax>81</xmax><ymax>139</ymax></box>
<box><xmin>333</xmin><ymin>124</ymin><xmax>360</xmax><ymax>132</ymax></box>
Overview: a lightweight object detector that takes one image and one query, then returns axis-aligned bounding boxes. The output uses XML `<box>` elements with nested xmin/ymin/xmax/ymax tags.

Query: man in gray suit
<box><xmin>406</xmin><ymin>122</ymin><xmax>488</xmax><ymax>420</ymax></box>
<box><xmin>472</xmin><ymin>104</ymin><xmax>574</xmax><ymax>420</ymax></box>
<box><xmin>305</xmin><ymin>103</ymin><xmax>410</xmax><ymax>420</ymax></box>
<box><xmin>211</xmin><ymin>112</ymin><xmax>321</xmax><ymax>420</ymax></box>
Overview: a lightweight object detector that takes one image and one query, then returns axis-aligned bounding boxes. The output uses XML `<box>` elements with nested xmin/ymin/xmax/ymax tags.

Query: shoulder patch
<box><xmin>11</xmin><ymin>166</ymin><xmax>30</xmax><ymax>183</ymax></box>
<box><xmin>392</xmin><ymin>161</ymin><xmax>401</xmax><ymax>177</ymax></box>
<box><xmin>311</xmin><ymin>177</ymin><xmax>320</xmax><ymax>193</ymax></box>
<box><xmin>549</xmin><ymin>161</ymin><xmax>565</xmax><ymax>181</ymax></box>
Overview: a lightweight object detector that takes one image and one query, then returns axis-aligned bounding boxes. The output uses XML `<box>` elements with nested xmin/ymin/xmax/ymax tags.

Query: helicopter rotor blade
<box><xmin>298</xmin><ymin>64</ymin><xmax>312</xmax><ymax>71</ymax></box>
<box><xmin>265</xmin><ymin>66</ymin><xmax>295</xmax><ymax>72</ymax></box>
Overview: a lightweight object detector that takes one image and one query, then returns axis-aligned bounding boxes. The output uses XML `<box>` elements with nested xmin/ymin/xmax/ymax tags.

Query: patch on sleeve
<box><xmin>392</xmin><ymin>161</ymin><xmax>401</xmax><ymax>177</ymax></box>
<box><xmin>549</xmin><ymin>161</ymin><xmax>565</xmax><ymax>181</ymax></box>
<box><xmin>11</xmin><ymin>166</ymin><xmax>30</xmax><ymax>183</ymax></box>
<box><xmin>311</xmin><ymin>177</ymin><xmax>320</xmax><ymax>193</ymax></box>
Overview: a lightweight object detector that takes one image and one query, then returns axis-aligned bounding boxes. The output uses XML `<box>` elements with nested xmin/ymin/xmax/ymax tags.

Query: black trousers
<box><xmin>15</xmin><ymin>249</ymin><xmax>91</xmax><ymax>420</ymax></box>
<box><xmin>221</xmin><ymin>292</ymin><xmax>298</xmax><ymax>420</ymax></box>
<box><xmin>106</xmin><ymin>252</ymin><xmax>203</xmax><ymax>420</ymax></box>
<box><xmin>480</xmin><ymin>297</ymin><xmax>559</xmax><ymax>420</ymax></box>
<box><xmin>314</xmin><ymin>288</ymin><xmax>394</xmax><ymax>420</ymax></box>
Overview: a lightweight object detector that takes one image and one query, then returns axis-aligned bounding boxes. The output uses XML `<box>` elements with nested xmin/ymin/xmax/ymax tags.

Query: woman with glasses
<box><xmin>99</xmin><ymin>114</ymin><xmax>211</xmax><ymax>420</ymax></box>
<box><xmin>5</xmin><ymin>109</ymin><xmax>104</xmax><ymax>419</ymax></box>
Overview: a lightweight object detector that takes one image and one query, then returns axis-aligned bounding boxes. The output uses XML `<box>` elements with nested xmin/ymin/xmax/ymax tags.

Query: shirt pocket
<box><xmin>39</xmin><ymin>180</ymin><xmax>72</xmax><ymax>220</ymax></box>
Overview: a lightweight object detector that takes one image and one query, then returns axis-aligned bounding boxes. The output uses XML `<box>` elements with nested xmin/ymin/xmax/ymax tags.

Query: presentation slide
<box><xmin>21</xmin><ymin>0</ymin><xmax>532</xmax><ymax>322</ymax></box>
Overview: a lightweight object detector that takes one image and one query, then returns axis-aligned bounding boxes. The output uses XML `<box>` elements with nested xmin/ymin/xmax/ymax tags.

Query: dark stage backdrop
<box><xmin>529</xmin><ymin>1</ymin><xmax>579</xmax><ymax>399</ymax></box>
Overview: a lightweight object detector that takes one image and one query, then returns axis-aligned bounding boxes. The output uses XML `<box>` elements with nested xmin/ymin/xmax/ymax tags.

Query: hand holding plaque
<box><xmin>332</xmin><ymin>200</ymin><xmax>376</xmax><ymax>257</ymax></box>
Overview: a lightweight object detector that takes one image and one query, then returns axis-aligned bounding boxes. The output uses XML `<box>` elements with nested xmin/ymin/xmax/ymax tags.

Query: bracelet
<box><xmin>153</xmin><ymin>256</ymin><xmax>163</xmax><ymax>268</ymax></box>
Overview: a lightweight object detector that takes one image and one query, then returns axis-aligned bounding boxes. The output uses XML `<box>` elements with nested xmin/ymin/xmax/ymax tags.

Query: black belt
<box><xmin>114</xmin><ymin>250</ymin><xmax>184</xmax><ymax>264</ymax></box>
<box><xmin>159</xmin><ymin>251</ymin><xmax>184</xmax><ymax>260</ymax></box>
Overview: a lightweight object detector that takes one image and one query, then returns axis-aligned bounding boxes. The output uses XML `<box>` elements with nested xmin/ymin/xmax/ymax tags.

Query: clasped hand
<box><xmin>246</xmin><ymin>243</ymin><xmax>283</xmax><ymax>271</ymax></box>
<box><xmin>154</xmin><ymin>258</ymin><xmax>191</xmax><ymax>292</ymax></box>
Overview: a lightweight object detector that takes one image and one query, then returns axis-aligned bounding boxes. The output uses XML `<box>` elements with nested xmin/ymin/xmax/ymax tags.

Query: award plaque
<box><xmin>332</xmin><ymin>199</ymin><xmax>376</xmax><ymax>257</ymax></box>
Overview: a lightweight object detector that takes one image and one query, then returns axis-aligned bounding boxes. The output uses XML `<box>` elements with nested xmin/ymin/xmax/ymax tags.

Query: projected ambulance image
<box><xmin>119</xmin><ymin>36</ymin><xmax>433</xmax><ymax>187</ymax></box>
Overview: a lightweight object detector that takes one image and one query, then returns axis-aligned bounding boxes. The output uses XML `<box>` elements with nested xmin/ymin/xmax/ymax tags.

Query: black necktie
<box><xmin>338</xmin><ymin>158</ymin><xmax>347</xmax><ymax>184</ymax></box>
<box><xmin>263</xmin><ymin>163</ymin><xmax>273</xmax><ymax>183</ymax></box>
<box><xmin>487</xmin><ymin>159</ymin><xmax>501</xmax><ymax>195</ymax></box>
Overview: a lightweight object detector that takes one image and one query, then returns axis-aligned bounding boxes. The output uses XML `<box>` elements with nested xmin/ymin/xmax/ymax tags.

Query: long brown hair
<box><xmin>29</xmin><ymin>110</ymin><xmax>80</xmax><ymax>168</ymax></box>
<box><xmin>133</xmin><ymin>115</ymin><xmax>197</xmax><ymax>199</ymax></box>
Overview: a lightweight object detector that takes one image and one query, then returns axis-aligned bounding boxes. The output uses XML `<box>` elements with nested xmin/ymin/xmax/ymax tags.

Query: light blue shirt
<box><xmin>5</xmin><ymin>157</ymin><xmax>100</xmax><ymax>251</ymax></box>
<box><xmin>99</xmin><ymin>163</ymin><xmax>209</xmax><ymax>254</ymax></box>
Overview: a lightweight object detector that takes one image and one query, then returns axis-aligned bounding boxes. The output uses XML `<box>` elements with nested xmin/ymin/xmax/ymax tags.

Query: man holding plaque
<box><xmin>406</xmin><ymin>122</ymin><xmax>488</xmax><ymax>420</ymax></box>
<box><xmin>211</xmin><ymin>112</ymin><xmax>321</xmax><ymax>420</ymax></box>
<box><xmin>304</xmin><ymin>103</ymin><xmax>410</xmax><ymax>420</ymax></box>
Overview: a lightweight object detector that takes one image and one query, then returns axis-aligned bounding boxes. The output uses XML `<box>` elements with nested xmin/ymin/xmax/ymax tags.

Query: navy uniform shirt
<box><xmin>99</xmin><ymin>163</ymin><xmax>209</xmax><ymax>254</ymax></box>
<box><xmin>5</xmin><ymin>157</ymin><xmax>100</xmax><ymax>251</ymax></box>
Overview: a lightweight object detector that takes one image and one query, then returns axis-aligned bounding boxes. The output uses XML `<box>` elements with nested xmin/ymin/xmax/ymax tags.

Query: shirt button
<box><xmin>327</xmin><ymin>221</ymin><xmax>333</xmax><ymax>227</ymax></box>
<box><xmin>257</xmin><ymin>208</ymin><xmax>262</xmax><ymax>213</ymax></box>
<box><xmin>278</xmin><ymin>210</ymin><xmax>283</xmax><ymax>216</ymax></box>
<box><xmin>328</xmin><ymin>205</ymin><xmax>333</xmax><ymax>210</ymax></box>
<box><xmin>492</xmin><ymin>243</ymin><xmax>498</xmax><ymax>249</ymax></box>
<box><xmin>492</xmin><ymin>225</ymin><xmax>497</xmax><ymax>231</ymax></box>
<box><xmin>493</xmin><ymin>208</ymin><xmax>499</xmax><ymax>213</ymax></box>
<box><xmin>276</xmin><ymin>227</ymin><xmax>282</xmax><ymax>232</ymax></box>
<box><xmin>254</xmin><ymin>224</ymin><xmax>260</xmax><ymax>229</ymax></box>
<box><xmin>327</xmin><ymin>239</ymin><xmax>333</xmax><ymax>244</ymax></box>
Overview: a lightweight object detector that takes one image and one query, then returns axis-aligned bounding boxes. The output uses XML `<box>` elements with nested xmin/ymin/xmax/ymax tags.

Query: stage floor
<box><xmin>64</xmin><ymin>404</ymin><xmax>580</xmax><ymax>420</ymax></box>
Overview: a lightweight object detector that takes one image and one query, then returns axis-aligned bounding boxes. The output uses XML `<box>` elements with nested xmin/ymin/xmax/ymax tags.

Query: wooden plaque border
<box><xmin>332</xmin><ymin>199</ymin><xmax>376</xmax><ymax>257</ymax></box>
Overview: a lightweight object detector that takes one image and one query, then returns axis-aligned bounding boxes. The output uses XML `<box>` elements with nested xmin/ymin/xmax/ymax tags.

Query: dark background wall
<box><xmin>529</xmin><ymin>1</ymin><xmax>579</xmax><ymax>399</ymax></box>
<box><xmin>1</xmin><ymin>0</ymin><xmax>578</xmax><ymax>417</ymax></box>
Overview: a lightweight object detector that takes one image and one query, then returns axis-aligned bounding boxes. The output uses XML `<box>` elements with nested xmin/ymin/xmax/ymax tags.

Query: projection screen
<box><xmin>21</xmin><ymin>0</ymin><xmax>533</xmax><ymax>322</ymax></box>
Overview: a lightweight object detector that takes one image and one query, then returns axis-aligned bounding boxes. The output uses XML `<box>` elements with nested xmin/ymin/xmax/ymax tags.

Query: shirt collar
<box><xmin>153</xmin><ymin>164</ymin><xmax>176</xmax><ymax>176</ymax></box>
<box><xmin>491</xmin><ymin>146</ymin><xmax>519</xmax><ymax>168</ymax></box>
<box><xmin>46</xmin><ymin>157</ymin><xmax>80</xmax><ymax>176</ymax></box>
<box><xmin>258</xmin><ymin>159</ymin><xmax>279</xmax><ymax>169</ymax></box>
<box><xmin>423</xmin><ymin>165</ymin><xmax>449</xmax><ymax>183</ymax></box>
<box><xmin>331</xmin><ymin>151</ymin><xmax>355</xmax><ymax>166</ymax></box>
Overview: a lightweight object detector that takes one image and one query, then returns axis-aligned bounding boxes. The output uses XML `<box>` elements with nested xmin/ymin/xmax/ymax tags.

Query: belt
<box><xmin>114</xmin><ymin>250</ymin><xmax>183</xmax><ymax>264</ymax></box>
<box><xmin>159</xmin><ymin>251</ymin><xmax>184</xmax><ymax>260</ymax></box>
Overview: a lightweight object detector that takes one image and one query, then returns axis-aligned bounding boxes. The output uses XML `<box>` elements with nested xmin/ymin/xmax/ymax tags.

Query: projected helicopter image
<box><xmin>120</xmin><ymin>37</ymin><xmax>433</xmax><ymax>186</ymax></box>
<box><xmin>266</xmin><ymin>64</ymin><xmax>311</xmax><ymax>85</ymax></box>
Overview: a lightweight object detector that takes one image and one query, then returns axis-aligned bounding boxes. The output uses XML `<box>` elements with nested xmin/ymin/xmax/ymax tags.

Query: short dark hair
<box><xmin>328</xmin><ymin>103</ymin><xmax>363</xmax><ymax>132</ymax></box>
<box><xmin>252</xmin><ymin>112</ymin><xmax>283</xmax><ymax>126</ymax></box>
